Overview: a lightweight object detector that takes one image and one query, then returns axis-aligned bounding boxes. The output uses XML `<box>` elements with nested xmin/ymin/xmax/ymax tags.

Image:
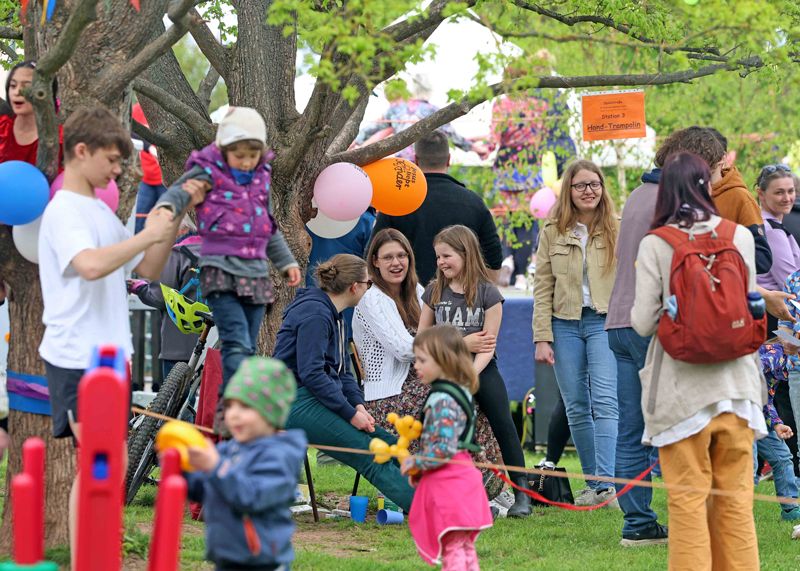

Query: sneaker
<box><xmin>574</xmin><ymin>488</ymin><xmax>596</xmax><ymax>506</ymax></box>
<box><xmin>793</xmin><ymin>524</ymin><xmax>800</xmax><ymax>539</ymax></box>
<box><xmin>514</xmin><ymin>275</ymin><xmax>527</xmax><ymax>290</ymax></box>
<box><xmin>620</xmin><ymin>523</ymin><xmax>669</xmax><ymax>547</ymax></box>
<box><xmin>782</xmin><ymin>507</ymin><xmax>800</xmax><ymax>521</ymax></box>
<box><xmin>594</xmin><ymin>487</ymin><xmax>621</xmax><ymax>510</ymax></box>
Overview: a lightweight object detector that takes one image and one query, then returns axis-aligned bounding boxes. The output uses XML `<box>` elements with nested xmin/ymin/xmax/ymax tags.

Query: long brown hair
<box><xmin>551</xmin><ymin>159</ymin><xmax>617</xmax><ymax>270</ymax></box>
<box><xmin>429</xmin><ymin>225</ymin><xmax>491</xmax><ymax>307</ymax></box>
<box><xmin>413</xmin><ymin>325</ymin><xmax>478</xmax><ymax>394</ymax></box>
<box><xmin>367</xmin><ymin>229</ymin><xmax>421</xmax><ymax>328</ymax></box>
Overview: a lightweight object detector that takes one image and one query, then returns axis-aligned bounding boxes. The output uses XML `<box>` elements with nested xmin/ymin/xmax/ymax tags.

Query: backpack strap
<box><xmin>650</xmin><ymin>218</ymin><xmax>737</xmax><ymax>247</ymax></box>
<box><xmin>423</xmin><ymin>381</ymin><xmax>481</xmax><ymax>453</ymax></box>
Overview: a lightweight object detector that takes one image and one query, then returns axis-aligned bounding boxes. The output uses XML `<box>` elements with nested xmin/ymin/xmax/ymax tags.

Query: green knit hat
<box><xmin>224</xmin><ymin>357</ymin><xmax>296</xmax><ymax>428</ymax></box>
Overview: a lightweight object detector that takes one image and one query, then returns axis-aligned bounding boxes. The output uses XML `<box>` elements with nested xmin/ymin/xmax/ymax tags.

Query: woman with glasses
<box><xmin>533</xmin><ymin>159</ymin><xmax>620</xmax><ymax>507</ymax></box>
<box><xmin>756</xmin><ymin>164</ymin><xmax>800</xmax><ymax>331</ymax></box>
<box><xmin>274</xmin><ymin>253</ymin><xmax>415</xmax><ymax>511</ymax></box>
<box><xmin>353</xmin><ymin>229</ymin><xmax>505</xmax><ymax>499</ymax></box>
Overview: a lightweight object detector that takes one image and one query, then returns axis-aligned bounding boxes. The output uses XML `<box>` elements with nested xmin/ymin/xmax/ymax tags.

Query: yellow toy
<box><xmin>369</xmin><ymin>413</ymin><xmax>423</xmax><ymax>473</ymax></box>
<box><xmin>155</xmin><ymin>420</ymin><xmax>209</xmax><ymax>471</ymax></box>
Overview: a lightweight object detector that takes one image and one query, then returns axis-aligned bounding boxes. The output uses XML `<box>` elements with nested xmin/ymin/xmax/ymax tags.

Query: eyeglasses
<box><xmin>570</xmin><ymin>181</ymin><xmax>603</xmax><ymax>193</ymax></box>
<box><xmin>356</xmin><ymin>280</ymin><xmax>373</xmax><ymax>289</ymax></box>
<box><xmin>377</xmin><ymin>253</ymin><xmax>409</xmax><ymax>263</ymax></box>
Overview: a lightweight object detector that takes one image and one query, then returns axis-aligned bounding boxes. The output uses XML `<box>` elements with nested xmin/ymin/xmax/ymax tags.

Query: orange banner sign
<box><xmin>581</xmin><ymin>90</ymin><xmax>646</xmax><ymax>141</ymax></box>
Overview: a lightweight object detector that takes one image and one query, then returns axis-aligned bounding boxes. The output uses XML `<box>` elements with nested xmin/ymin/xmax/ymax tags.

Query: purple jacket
<box><xmin>757</xmin><ymin>210</ymin><xmax>800</xmax><ymax>292</ymax></box>
<box><xmin>189</xmin><ymin>144</ymin><xmax>276</xmax><ymax>259</ymax></box>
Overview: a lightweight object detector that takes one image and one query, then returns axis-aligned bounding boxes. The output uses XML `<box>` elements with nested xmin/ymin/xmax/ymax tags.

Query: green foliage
<box><xmin>197</xmin><ymin>0</ymin><xmax>237</xmax><ymax>44</ymax></box>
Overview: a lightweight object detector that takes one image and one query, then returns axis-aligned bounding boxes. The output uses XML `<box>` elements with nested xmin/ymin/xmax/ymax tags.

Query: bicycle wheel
<box><xmin>125</xmin><ymin>361</ymin><xmax>191</xmax><ymax>505</ymax></box>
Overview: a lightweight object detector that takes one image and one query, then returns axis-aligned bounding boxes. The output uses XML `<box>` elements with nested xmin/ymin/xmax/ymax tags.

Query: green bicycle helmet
<box><xmin>160</xmin><ymin>283</ymin><xmax>210</xmax><ymax>334</ymax></box>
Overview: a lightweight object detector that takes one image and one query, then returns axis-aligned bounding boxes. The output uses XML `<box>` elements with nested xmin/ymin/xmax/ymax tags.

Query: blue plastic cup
<box><xmin>349</xmin><ymin>495</ymin><xmax>369</xmax><ymax>523</ymax></box>
<box><xmin>376</xmin><ymin>508</ymin><xmax>404</xmax><ymax>525</ymax></box>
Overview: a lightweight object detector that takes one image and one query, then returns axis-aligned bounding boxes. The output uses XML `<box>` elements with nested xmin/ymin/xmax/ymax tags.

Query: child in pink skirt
<box><xmin>401</xmin><ymin>325</ymin><xmax>493</xmax><ymax>570</ymax></box>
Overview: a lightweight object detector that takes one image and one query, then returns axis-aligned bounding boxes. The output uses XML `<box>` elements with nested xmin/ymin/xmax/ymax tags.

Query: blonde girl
<box><xmin>419</xmin><ymin>225</ymin><xmax>531</xmax><ymax>517</ymax></box>
<box><xmin>533</xmin><ymin>159</ymin><xmax>620</xmax><ymax>507</ymax></box>
<box><xmin>402</xmin><ymin>325</ymin><xmax>492</xmax><ymax>570</ymax></box>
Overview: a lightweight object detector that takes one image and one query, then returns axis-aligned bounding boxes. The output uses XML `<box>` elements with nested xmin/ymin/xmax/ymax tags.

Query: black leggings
<box><xmin>546</xmin><ymin>393</ymin><xmax>571</xmax><ymax>465</ymax></box>
<box><xmin>476</xmin><ymin>359</ymin><xmax>527</xmax><ymax>480</ymax></box>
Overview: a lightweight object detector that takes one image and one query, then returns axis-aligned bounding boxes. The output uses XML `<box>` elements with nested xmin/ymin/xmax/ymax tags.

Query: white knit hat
<box><xmin>215</xmin><ymin>107</ymin><xmax>267</xmax><ymax>148</ymax></box>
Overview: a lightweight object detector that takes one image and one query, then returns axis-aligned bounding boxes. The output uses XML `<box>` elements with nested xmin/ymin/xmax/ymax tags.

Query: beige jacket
<box><xmin>631</xmin><ymin>216</ymin><xmax>765</xmax><ymax>439</ymax></box>
<box><xmin>533</xmin><ymin>219</ymin><xmax>618</xmax><ymax>342</ymax></box>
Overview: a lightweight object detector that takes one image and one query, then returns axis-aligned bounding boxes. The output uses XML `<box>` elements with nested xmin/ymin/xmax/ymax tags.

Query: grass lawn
<box><xmin>113</xmin><ymin>451</ymin><xmax>800</xmax><ymax>570</ymax></box>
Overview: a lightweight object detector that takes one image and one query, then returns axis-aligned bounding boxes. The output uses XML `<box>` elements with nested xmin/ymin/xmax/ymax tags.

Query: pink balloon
<box><xmin>50</xmin><ymin>172</ymin><xmax>120</xmax><ymax>212</ymax></box>
<box><xmin>529</xmin><ymin>186</ymin><xmax>557</xmax><ymax>219</ymax></box>
<box><xmin>313</xmin><ymin>162</ymin><xmax>373</xmax><ymax>221</ymax></box>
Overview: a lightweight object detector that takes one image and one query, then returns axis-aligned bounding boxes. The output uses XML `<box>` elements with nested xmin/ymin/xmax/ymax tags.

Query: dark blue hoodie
<box><xmin>185</xmin><ymin>429</ymin><xmax>308</xmax><ymax>569</ymax></box>
<box><xmin>273</xmin><ymin>288</ymin><xmax>365</xmax><ymax>420</ymax></box>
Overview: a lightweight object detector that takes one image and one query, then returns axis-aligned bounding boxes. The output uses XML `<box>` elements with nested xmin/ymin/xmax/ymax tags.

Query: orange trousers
<box><xmin>659</xmin><ymin>413</ymin><xmax>759</xmax><ymax>571</ymax></box>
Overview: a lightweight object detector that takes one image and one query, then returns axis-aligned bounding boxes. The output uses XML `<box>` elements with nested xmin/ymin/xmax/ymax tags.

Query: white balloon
<box><xmin>12</xmin><ymin>216</ymin><xmax>42</xmax><ymax>264</ymax></box>
<box><xmin>306</xmin><ymin>209</ymin><xmax>359</xmax><ymax>239</ymax></box>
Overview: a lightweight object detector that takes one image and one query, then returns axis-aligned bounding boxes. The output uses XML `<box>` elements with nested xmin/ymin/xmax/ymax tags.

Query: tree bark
<box><xmin>0</xmin><ymin>226</ymin><xmax>75</xmax><ymax>551</ymax></box>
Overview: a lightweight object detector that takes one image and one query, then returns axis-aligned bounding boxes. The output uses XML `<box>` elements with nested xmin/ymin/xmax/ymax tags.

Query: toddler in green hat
<box><xmin>186</xmin><ymin>356</ymin><xmax>308</xmax><ymax>570</ymax></box>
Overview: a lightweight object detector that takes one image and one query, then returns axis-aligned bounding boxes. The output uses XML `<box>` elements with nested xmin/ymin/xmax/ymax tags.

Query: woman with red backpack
<box><xmin>632</xmin><ymin>151</ymin><xmax>766</xmax><ymax>570</ymax></box>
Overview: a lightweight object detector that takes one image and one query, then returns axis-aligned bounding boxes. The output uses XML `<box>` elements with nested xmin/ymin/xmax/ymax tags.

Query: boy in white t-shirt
<box><xmin>38</xmin><ymin>106</ymin><xmax>201</xmax><ymax>563</ymax></box>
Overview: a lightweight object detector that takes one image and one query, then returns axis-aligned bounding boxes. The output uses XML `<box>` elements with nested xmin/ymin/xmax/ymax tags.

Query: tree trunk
<box><xmin>0</xmin><ymin>228</ymin><xmax>75</xmax><ymax>550</ymax></box>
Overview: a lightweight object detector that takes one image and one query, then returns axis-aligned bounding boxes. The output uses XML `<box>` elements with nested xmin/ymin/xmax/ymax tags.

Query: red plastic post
<box><xmin>12</xmin><ymin>473</ymin><xmax>37</xmax><ymax>564</ymax></box>
<box><xmin>75</xmin><ymin>346</ymin><xmax>130</xmax><ymax>571</ymax></box>
<box><xmin>159</xmin><ymin>449</ymin><xmax>181</xmax><ymax>480</ymax></box>
<box><xmin>22</xmin><ymin>437</ymin><xmax>46</xmax><ymax>562</ymax></box>
<box><xmin>147</xmin><ymin>475</ymin><xmax>187</xmax><ymax>571</ymax></box>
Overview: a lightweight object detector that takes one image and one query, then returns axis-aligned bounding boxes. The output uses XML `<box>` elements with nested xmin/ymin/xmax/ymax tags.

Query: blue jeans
<box><xmin>134</xmin><ymin>182</ymin><xmax>167</xmax><ymax>234</ymax></box>
<box><xmin>754</xmin><ymin>430</ymin><xmax>799</xmax><ymax>512</ymax></box>
<box><xmin>551</xmin><ymin>308</ymin><xmax>618</xmax><ymax>490</ymax></box>
<box><xmin>206</xmin><ymin>292</ymin><xmax>266</xmax><ymax>393</ymax></box>
<box><xmin>608</xmin><ymin>327</ymin><xmax>659</xmax><ymax>534</ymax></box>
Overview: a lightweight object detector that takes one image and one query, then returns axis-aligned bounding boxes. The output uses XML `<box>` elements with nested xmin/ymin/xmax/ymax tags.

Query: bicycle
<box><xmin>125</xmin><ymin>275</ymin><xmax>217</xmax><ymax>505</ymax></box>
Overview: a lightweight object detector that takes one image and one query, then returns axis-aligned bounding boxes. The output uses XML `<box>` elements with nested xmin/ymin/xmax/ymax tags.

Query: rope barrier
<box><xmin>131</xmin><ymin>406</ymin><xmax>796</xmax><ymax>506</ymax></box>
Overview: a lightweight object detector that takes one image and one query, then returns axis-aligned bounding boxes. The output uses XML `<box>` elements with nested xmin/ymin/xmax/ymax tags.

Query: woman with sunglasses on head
<box><xmin>533</xmin><ymin>159</ymin><xmax>620</xmax><ymax>508</ymax></box>
<box><xmin>756</xmin><ymin>164</ymin><xmax>800</xmax><ymax>332</ymax></box>
<box><xmin>274</xmin><ymin>253</ymin><xmax>415</xmax><ymax>512</ymax></box>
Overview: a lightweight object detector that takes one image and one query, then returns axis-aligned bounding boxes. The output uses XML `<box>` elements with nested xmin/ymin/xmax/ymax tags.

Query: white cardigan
<box><xmin>353</xmin><ymin>284</ymin><xmax>424</xmax><ymax>401</ymax></box>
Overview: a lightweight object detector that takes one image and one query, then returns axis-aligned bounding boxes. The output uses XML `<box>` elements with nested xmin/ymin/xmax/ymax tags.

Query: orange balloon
<box><xmin>363</xmin><ymin>158</ymin><xmax>427</xmax><ymax>216</ymax></box>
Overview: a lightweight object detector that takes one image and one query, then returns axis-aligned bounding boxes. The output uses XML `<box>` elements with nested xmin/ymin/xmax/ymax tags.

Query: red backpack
<box><xmin>649</xmin><ymin>219</ymin><xmax>766</xmax><ymax>364</ymax></box>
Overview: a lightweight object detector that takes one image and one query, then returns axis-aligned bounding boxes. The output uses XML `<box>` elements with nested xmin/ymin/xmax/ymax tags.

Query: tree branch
<box><xmin>36</xmin><ymin>0</ymin><xmax>98</xmax><ymax>76</ymax></box>
<box><xmin>0</xmin><ymin>26</ymin><xmax>21</xmax><ymax>40</ymax></box>
<box><xmin>512</xmin><ymin>0</ymin><xmax>721</xmax><ymax>56</ymax></box>
<box><xmin>188</xmin><ymin>8</ymin><xmax>230</xmax><ymax>79</ymax></box>
<box><xmin>0</xmin><ymin>41</ymin><xmax>17</xmax><ymax>62</ymax></box>
<box><xmin>132</xmin><ymin>119</ymin><xmax>173</xmax><ymax>149</ymax></box>
<box><xmin>94</xmin><ymin>0</ymin><xmax>198</xmax><ymax>101</ymax></box>
<box><xmin>332</xmin><ymin>61</ymin><xmax>745</xmax><ymax>166</ymax></box>
<box><xmin>196</xmin><ymin>65</ymin><xmax>221</xmax><ymax>113</ymax></box>
<box><xmin>133</xmin><ymin>77</ymin><xmax>215</xmax><ymax>143</ymax></box>
<box><xmin>326</xmin><ymin>94</ymin><xmax>369</xmax><ymax>156</ymax></box>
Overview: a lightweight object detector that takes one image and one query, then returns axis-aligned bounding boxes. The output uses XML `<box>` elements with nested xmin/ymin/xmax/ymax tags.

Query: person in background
<box><xmin>371</xmin><ymin>130</ymin><xmax>503</xmax><ymax>285</ymax></box>
<box><xmin>0</xmin><ymin>60</ymin><xmax>63</xmax><ymax>167</ymax></box>
<box><xmin>354</xmin><ymin>76</ymin><xmax>488</xmax><ymax>162</ymax></box>
<box><xmin>132</xmin><ymin>103</ymin><xmax>167</xmax><ymax>234</ymax></box>
<box><xmin>128</xmin><ymin>216</ymin><xmax>202</xmax><ymax>389</ymax></box>
<box><xmin>534</xmin><ymin>159</ymin><xmax>620</xmax><ymax>508</ymax></box>
<box><xmin>632</xmin><ymin>151</ymin><xmax>765</xmax><ymax>570</ymax></box>
<box><xmin>756</xmin><ymin>343</ymin><xmax>800</xmax><ymax>521</ymax></box>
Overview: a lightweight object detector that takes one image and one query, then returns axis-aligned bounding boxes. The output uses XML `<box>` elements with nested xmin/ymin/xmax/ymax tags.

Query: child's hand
<box><xmin>188</xmin><ymin>441</ymin><xmax>220</xmax><ymax>472</ymax></box>
<box><xmin>776</xmin><ymin>424</ymin><xmax>794</xmax><ymax>440</ymax></box>
<box><xmin>284</xmin><ymin>267</ymin><xmax>302</xmax><ymax>287</ymax></box>
<box><xmin>182</xmin><ymin>179</ymin><xmax>210</xmax><ymax>206</ymax></box>
<box><xmin>400</xmin><ymin>456</ymin><xmax>416</xmax><ymax>476</ymax></box>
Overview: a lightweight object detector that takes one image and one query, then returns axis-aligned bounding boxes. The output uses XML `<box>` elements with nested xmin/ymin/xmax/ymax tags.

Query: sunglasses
<box><xmin>758</xmin><ymin>164</ymin><xmax>793</xmax><ymax>188</ymax></box>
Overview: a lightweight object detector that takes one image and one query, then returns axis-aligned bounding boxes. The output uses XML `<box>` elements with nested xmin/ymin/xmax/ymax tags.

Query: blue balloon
<box><xmin>0</xmin><ymin>161</ymin><xmax>50</xmax><ymax>225</ymax></box>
